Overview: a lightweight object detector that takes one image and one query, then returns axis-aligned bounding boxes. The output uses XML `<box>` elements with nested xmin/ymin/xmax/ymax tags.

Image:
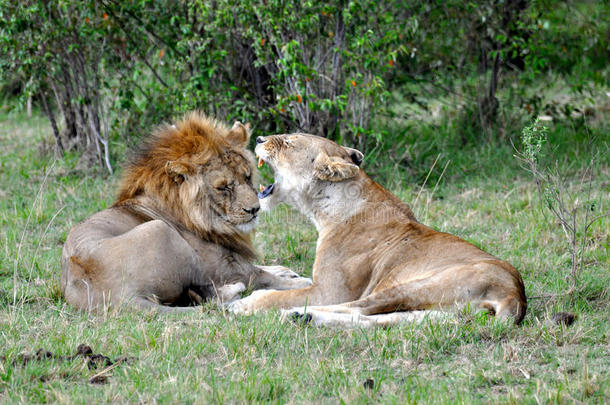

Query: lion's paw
<box><xmin>293</xmin><ymin>277</ymin><xmax>313</xmax><ymax>288</ymax></box>
<box><xmin>216</xmin><ymin>282</ymin><xmax>246</xmax><ymax>304</ymax></box>
<box><xmin>227</xmin><ymin>289</ymin><xmax>277</xmax><ymax>315</ymax></box>
<box><xmin>260</xmin><ymin>265</ymin><xmax>313</xmax><ymax>288</ymax></box>
<box><xmin>260</xmin><ymin>265</ymin><xmax>300</xmax><ymax>279</ymax></box>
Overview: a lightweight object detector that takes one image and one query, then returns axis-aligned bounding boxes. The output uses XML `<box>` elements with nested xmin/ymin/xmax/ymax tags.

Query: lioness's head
<box><xmin>116</xmin><ymin>112</ymin><xmax>260</xmax><ymax>242</ymax></box>
<box><xmin>254</xmin><ymin>134</ymin><xmax>363</xmax><ymax>215</ymax></box>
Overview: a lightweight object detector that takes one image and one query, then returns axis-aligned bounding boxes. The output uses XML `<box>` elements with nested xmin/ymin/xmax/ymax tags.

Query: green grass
<box><xmin>0</xmin><ymin>108</ymin><xmax>608</xmax><ymax>403</ymax></box>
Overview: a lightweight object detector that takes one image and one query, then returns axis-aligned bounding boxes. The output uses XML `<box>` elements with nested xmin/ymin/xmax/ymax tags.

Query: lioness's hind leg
<box><xmin>280</xmin><ymin>306</ymin><xmax>372</xmax><ymax>327</ymax></box>
<box><xmin>281</xmin><ymin>306</ymin><xmax>447</xmax><ymax>328</ymax></box>
<box><xmin>349</xmin><ymin>267</ymin><xmax>526</xmax><ymax>324</ymax></box>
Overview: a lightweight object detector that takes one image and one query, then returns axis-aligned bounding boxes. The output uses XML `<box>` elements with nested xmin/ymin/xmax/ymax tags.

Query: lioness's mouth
<box><xmin>258</xmin><ymin>183</ymin><xmax>274</xmax><ymax>199</ymax></box>
<box><xmin>255</xmin><ymin>152</ymin><xmax>276</xmax><ymax>199</ymax></box>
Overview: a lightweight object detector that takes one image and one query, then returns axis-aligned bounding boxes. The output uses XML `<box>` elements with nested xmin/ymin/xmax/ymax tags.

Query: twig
<box><xmin>89</xmin><ymin>358</ymin><xmax>126</xmax><ymax>383</ymax></box>
<box><xmin>13</xmin><ymin>159</ymin><xmax>57</xmax><ymax>306</ymax></box>
<box><xmin>28</xmin><ymin>205</ymin><xmax>66</xmax><ymax>282</ymax></box>
<box><xmin>528</xmin><ymin>286</ymin><xmax>578</xmax><ymax>300</ymax></box>
<box><xmin>413</xmin><ymin>154</ymin><xmax>441</xmax><ymax>209</ymax></box>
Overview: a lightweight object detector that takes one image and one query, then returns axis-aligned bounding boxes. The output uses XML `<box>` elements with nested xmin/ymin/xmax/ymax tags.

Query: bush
<box><xmin>517</xmin><ymin>119</ymin><xmax>609</xmax><ymax>292</ymax></box>
<box><xmin>0</xmin><ymin>1</ymin><xmax>113</xmax><ymax>171</ymax></box>
<box><xmin>1</xmin><ymin>0</ymin><xmax>607</xmax><ymax>171</ymax></box>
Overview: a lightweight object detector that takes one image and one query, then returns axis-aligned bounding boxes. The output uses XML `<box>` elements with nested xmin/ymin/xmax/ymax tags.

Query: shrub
<box><xmin>517</xmin><ymin>119</ymin><xmax>609</xmax><ymax>291</ymax></box>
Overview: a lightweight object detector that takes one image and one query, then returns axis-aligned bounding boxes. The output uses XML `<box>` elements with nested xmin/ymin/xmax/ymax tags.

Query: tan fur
<box><xmin>230</xmin><ymin>134</ymin><xmax>527</xmax><ymax>326</ymax></box>
<box><xmin>61</xmin><ymin>113</ymin><xmax>311</xmax><ymax>312</ymax></box>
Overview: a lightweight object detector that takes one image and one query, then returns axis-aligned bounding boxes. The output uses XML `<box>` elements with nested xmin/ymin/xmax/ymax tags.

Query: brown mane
<box><xmin>114</xmin><ymin>111</ymin><xmax>257</xmax><ymax>260</ymax></box>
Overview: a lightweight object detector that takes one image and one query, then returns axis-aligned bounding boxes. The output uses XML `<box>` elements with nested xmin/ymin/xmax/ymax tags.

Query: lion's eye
<box><xmin>245</xmin><ymin>173</ymin><xmax>252</xmax><ymax>183</ymax></box>
<box><xmin>216</xmin><ymin>182</ymin><xmax>233</xmax><ymax>192</ymax></box>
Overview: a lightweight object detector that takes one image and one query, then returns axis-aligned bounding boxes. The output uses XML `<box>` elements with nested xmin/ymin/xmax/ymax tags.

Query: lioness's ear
<box><xmin>165</xmin><ymin>160</ymin><xmax>191</xmax><ymax>184</ymax></box>
<box><xmin>313</xmin><ymin>152</ymin><xmax>360</xmax><ymax>182</ymax></box>
<box><xmin>226</xmin><ymin>121</ymin><xmax>250</xmax><ymax>147</ymax></box>
<box><xmin>342</xmin><ymin>146</ymin><xmax>364</xmax><ymax>166</ymax></box>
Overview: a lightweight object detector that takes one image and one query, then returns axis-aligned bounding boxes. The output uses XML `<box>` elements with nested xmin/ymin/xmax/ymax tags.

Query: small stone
<box><xmin>363</xmin><ymin>378</ymin><xmax>374</xmax><ymax>390</ymax></box>
<box><xmin>76</xmin><ymin>344</ymin><xmax>93</xmax><ymax>356</ymax></box>
<box><xmin>89</xmin><ymin>375</ymin><xmax>108</xmax><ymax>384</ymax></box>
<box><xmin>551</xmin><ymin>312</ymin><xmax>576</xmax><ymax>326</ymax></box>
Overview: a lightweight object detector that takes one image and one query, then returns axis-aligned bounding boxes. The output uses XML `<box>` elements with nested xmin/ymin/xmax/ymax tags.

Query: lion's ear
<box><xmin>342</xmin><ymin>146</ymin><xmax>364</xmax><ymax>166</ymax></box>
<box><xmin>313</xmin><ymin>152</ymin><xmax>360</xmax><ymax>182</ymax></box>
<box><xmin>165</xmin><ymin>160</ymin><xmax>191</xmax><ymax>184</ymax></box>
<box><xmin>226</xmin><ymin>121</ymin><xmax>251</xmax><ymax>147</ymax></box>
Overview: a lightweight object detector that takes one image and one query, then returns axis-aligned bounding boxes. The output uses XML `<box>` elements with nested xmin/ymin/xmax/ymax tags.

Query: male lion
<box><xmin>61</xmin><ymin>113</ymin><xmax>311</xmax><ymax>312</ymax></box>
<box><xmin>229</xmin><ymin>134</ymin><xmax>527</xmax><ymax>326</ymax></box>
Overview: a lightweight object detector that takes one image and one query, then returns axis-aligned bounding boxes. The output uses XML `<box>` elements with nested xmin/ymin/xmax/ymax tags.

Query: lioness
<box><xmin>229</xmin><ymin>134</ymin><xmax>527</xmax><ymax>326</ymax></box>
<box><xmin>61</xmin><ymin>113</ymin><xmax>311</xmax><ymax>312</ymax></box>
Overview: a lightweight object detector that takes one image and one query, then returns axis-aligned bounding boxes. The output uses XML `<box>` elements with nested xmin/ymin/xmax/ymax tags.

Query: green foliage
<box><xmin>0</xmin><ymin>0</ymin><xmax>115</xmax><ymax>171</ymax></box>
<box><xmin>523</xmin><ymin>0</ymin><xmax>609</xmax><ymax>86</ymax></box>
<box><xmin>1</xmin><ymin>0</ymin><xmax>608</xmax><ymax>166</ymax></box>
<box><xmin>518</xmin><ymin>118</ymin><xmax>609</xmax><ymax>291</ymax></box>
<box><xmin>97</xmin><ymin>0</ymin><xmax>406</xmax><ymax>151</ymax></box>
<box><xmin>227</xmin><ymin>0</ymin><xmax>405</xmax><ymax>147</ymax></box>
<box><xmin>521</xmin><ymin>118</ymin><xmax>548</xmax><ymax>163</ymax></box>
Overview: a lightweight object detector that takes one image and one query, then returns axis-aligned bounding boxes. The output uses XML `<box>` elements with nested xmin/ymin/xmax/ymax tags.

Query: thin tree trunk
<box><xmin>328</xmin><ymin>7</ymin><xmax>345</xmax><ymax>139</ymax></box>
<box><xmin>479</xmin><ymin>51</ymin><xmax>500</xmax><ymax>133</ymax></box>
<box><xmin>26</xmin><ymin>95</ymin><xmax>32</xmax><ymax>118</ymax></box>
<box><xmin>39</xmin><ymin>90</ymin><xmax>63</xmax><ymax>155</ymax></box>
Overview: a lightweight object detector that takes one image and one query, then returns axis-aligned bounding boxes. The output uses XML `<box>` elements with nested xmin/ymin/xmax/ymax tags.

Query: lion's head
<box><xmin>115</xmin><ymin>111</ymin><xmax>259</xmax><ymax>258</ymax></box>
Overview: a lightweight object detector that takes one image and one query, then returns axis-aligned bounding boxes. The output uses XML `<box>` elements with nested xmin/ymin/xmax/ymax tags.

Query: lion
<box><xmin>229</xmin><ymin>133</ymin><xmax>527</xmax><ymax>326</ymax></box>
<box><xmin>61</xmin><ymin>112</ymin><xmax>311</xmax><ymax>312</ymax></box>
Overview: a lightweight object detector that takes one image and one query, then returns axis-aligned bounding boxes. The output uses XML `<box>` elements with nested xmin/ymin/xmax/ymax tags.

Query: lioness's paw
<box><xmin>280</xmin><ymin>308</ymin><xmax>313</xmax><ymax>325</ymax></box>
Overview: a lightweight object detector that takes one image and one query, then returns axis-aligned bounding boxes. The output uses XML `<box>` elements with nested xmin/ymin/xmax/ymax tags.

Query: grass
<box><xmin>0</xmin><ymin>107</ymin><xmax>608</xmax><ymax>403</ymax></box>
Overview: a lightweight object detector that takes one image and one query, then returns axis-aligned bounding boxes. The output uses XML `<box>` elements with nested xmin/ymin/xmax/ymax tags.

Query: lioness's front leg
<box><xmin>229</xmin><ymin>286</ymin><xmax>332</xmax><ymax>315</ymax></box>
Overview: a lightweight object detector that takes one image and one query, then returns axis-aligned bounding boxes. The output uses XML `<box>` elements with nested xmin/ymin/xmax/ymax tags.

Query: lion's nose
<box><xmin>256</xmin><ymin>136</ymin><xmax>266</xmax><ymax>144</ymax></box>
<box><xmin>244</xmin><ymin>206</ymin><xmax>260</xmax><ymax>216</ymax></box>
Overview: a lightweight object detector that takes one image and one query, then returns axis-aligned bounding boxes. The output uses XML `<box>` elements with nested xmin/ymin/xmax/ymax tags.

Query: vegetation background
<box><xmin>0</xmin><ymin>0</ymin><xmax>608</xmax><ymax>402</ymax></box>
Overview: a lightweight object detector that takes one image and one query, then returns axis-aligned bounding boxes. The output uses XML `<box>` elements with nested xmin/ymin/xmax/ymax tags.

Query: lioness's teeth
<box><xmin>259</xmin><ymin>184</ymin><xmax>265</xmax><ymax>192</ymax></box>
<box><xmin>258</xmin><ymin>157</ymin><xmax>264</xmax><ymax>168</ymax></box>
<box><xmin>258</xmin><ymin>183</ymin><xmax>275</xmax><ymax>199</ymax></box>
